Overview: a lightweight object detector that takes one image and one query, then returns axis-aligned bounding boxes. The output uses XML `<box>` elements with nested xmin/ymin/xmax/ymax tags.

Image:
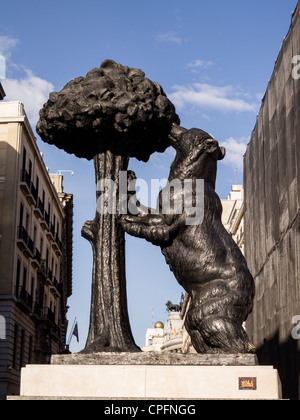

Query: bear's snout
<box><xmin>204</xmin><ymin>138</ymin><xmax>226</xmax><ymax>161</ymax></box>
<box><xmin>218</xmin><ymin>146</ymin><xmax>226</xmax><ymax>160</ymax></box>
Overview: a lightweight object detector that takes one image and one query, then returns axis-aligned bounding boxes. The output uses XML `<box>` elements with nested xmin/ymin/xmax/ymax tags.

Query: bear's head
<box><xmin>168</xmin><ymin>123</ymin><xmax>225</xmax><ymax>188</ymax></box>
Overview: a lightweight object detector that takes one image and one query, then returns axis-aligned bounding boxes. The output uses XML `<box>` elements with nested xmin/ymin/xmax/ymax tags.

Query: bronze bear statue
<box><xmin>121</xmin><ymin>123</ymin><xmax>255</xmax><ymax>354</ymax></box>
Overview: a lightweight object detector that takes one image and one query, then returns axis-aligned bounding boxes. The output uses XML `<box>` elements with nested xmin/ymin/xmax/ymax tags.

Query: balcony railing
<box><xmin>38</xmin><ymin>260</ymin><xmax>56</xmax><ymax>286</ymax></box>
<box><xmin>20</xmin><ymin>170</ymin><xmax>37</xmax><ymax>205</ymax></box>
<box><xmin>33</xmin><ymin>248</ymin><xmax>41</xmax><ymax>263</ymax></box>
<box><xmin>52</xmin><ymin>233</ymin><xmax>63</xmax><ymax>256</ymax></box>
<box><xmin>16</xmin><ymin>285</ymin><xmax>33</xmax><ymax>310</ymax></box>
<box><xmin>40</xmin><ymin>209</ymin><xmax>50</xmax><ymax>231</ymax></box>
<box><xmin>34</xmin><ymin>197</ymin><xmax>44</xmax><ymax>219</ymax></box>
<box><xmin>31</xmin><ymin>247</ymin><xmax>41</xmax><ymax>269</ymax></box>
<box><xmin>47</xmin><ymin>222</ymin><xmax>55</xmax><ymax>241</ymax></box>
<box><xmin>50</xmin><ymin>277</ymin><xmax>62</xmax><ymax>298</ymax></box>
<box><xmin>32</xmin><ymin>303</ymin><xmax>57</xmax><ymax>326</ymax></box>
<box><xmin>55</xmin><ymin>233</ymin><xmax>62</xmax><ymax>250</ymax></box>
<box><xmin>17</xmin><ymin>226</ymin><xmax>34</xmax><ymax>257</ymax></box>
<box><xmin>30</xmin><ymin>181</ymin><xmax>37</xmax><ymax>203</ymax></box>
<box><xmin>20</xmin><ymin>169</ymin><xmax>31</xmax><ymax>191</ymax></box>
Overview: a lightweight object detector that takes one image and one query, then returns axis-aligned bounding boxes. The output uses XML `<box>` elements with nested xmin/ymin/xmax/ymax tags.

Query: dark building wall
<box><xmin>244</xmin><ymin>2</ymin><xmax>300</xmax><ymax>400</ymax></box>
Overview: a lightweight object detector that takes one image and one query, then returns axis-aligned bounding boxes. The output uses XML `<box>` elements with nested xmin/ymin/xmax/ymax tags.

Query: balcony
<box><xmin>17</xmin><ymin>226</ymin><xmax>34</xmax><ymax>258</ymax></box>
<box><xmin>20</xmin><ymin>170</ymin><xmax>37</xmax><ymax>205</ymax></box>
<box><xmin>46</xmin><ymin>222</ymin><xmax>55</xmax><ymax>241</ymax></box>
<box><xmin>31</xmin><ymin>247</ymin><xmax>41</xmax><ymax>269</ymax></box>
<box><xmin>31</xmin><ymin>303</ymin><xmax>57</xmax><ymax>325</ymax></box>
<box><xmin>33</xmin><ymin>305</ymin><xmax>57</xmax><ymax>326</ymax></box>
<box><xmin>32</xmin><ymin>301</ymin><xmax>43</xmax><ymax>319</ymax></box>
<box><xmin>16</xmin><ymin>285</ymin><xmax>33</xmax><ymax>312</ymax></box>
<box><xmin>52</xmin><ymin>233</ymin><xmax>63</xmax><ymax>256</ymax></box>
<box><xmin>37</xmin><ymin>260</ymin><xmax>53</xmax><ymax>286</ymax></box>
<box><xmin>20</xmin><ymin>169</ymin><xmax>31</xmax><ymax>195</ymax></box>
<box><xmin>34</xmin><ymin>197</ymin><xmax>44</xmax><ymax>219</ymax></box>
<box><xmin>29</xmin><ymin>181</ymin><xmax>37</xmax><ymax>206</ymax></box>
<box><xmin>42</xmin><ymin>307</ymin><xmax>56</xmax><ymax>325</ymax></box>
<box><xmin>50</xmin><ymin>277</ymin><xmax>61</xmax><ymax>298</ymax></box>
<box><xmin>40</xmin><ymin>210</ymin><xmax>50</xmax><ymax>231</ymax></box>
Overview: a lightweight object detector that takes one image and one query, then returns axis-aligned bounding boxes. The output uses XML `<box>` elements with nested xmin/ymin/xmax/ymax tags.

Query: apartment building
<box><xmin>0</xmin><ymin>99</ymin><xmax>73</xmax><ymax>398</ymax></box>
<box><xmin>221</xmin><ymin>185</ymin><xmax>245</xmax><ymax>254</ymax></box>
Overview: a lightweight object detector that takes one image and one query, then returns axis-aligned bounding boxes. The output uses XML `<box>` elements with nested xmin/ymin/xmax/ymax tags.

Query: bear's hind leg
<box><xmin>200</xmin><ymin>315</ymin><xmax>255</xmax><ymax>353</ymax></box>
<box><xmin>184</xmin><ymin>323</ymin><xmax>211</xmax><ymax>353</ymax></box>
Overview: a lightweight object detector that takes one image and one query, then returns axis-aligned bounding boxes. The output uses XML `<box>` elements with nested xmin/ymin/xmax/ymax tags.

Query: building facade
<box><xmin>143</xmin><ymin>313</ymin><xmax>184</xmax><ymax>353</ymax></box>
<box><xmin>244</xmin><ymin>2</ymin><xmax>300</xmax><ymax>400</ymax></box>
<box><xmin>0</xmin><ymin>101</ymin><xmax>73</xmax><ymax>398</ymax></box>
<box><xmin>143</xmin><ymin>321</ymin><xmax>164</xmax><ymax>352</ymax></box>
<box><xmin>221</xmin><ymin>185</ymin><xmax>245</xmax><ymax>255</ymax></box>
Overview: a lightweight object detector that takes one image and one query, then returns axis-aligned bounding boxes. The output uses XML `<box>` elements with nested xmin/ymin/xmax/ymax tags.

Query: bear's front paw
<box><xmin>120</xmin><ymin>214</ymin><xmax>139</xmax><ymax>224</ymax></box>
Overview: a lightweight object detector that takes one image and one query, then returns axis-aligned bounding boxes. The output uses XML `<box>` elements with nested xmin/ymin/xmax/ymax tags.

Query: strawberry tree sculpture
<box><xmin>37</xmin><ymin>60</ymin><xmax>180</xmax><ymax>353</ymax></box>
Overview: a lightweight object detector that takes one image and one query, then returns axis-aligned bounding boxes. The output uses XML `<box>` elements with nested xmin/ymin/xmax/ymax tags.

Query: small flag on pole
<box><xmin>72</xmin><ymin>322</ymin><xmax>79</xmax><ymax>342</ymax></box>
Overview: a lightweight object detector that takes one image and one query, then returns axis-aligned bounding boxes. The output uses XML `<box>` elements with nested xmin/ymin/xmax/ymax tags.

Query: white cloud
<box><xmin>186</xmin><ymin>60</ymin><xmax>215</xmax><ymax>69</ymax></box>
<box><xmin>0</xmin><ymin>35</ymin><xmax>19</xmax><ymax>57</ymax></box>
<box><xmin>168</xmin><ymin>83</ymin><xmax>258</xmax><ymax>113</ymax></box>
<box><xmin>154</xmin><ymin>31</ymin><xmax>182</xmax><ymax>45</ymax></box>
<box><xmin>220</xmin><ymin>137</ymin><xmax>249</xmax><ymax>169</ymax></box>
<box><xmin>3</xmin><ymin>70</ymin><xmax>54</xmax><ymax>126</ymax></box>
<box><xmin>0</xmin><ymin>35</ymin><xmax>54</xmax><ymax>126</ymax></box>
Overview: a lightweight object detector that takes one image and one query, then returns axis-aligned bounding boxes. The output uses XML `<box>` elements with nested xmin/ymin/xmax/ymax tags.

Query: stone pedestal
<box><xmin>10</xmin><ymin>353</ymin><xmax>282</xmax><ymax>400</ymax></box>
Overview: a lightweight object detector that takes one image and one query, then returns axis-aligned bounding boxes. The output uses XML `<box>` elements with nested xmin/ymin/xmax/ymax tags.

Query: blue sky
<box><xmin>0</xmin><ymin>0</ymin><xmax>298</xmax><ymax>351</ymax></box>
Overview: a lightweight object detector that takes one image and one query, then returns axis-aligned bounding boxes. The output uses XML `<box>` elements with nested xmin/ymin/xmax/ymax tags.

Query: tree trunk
<box><xmin>81</xmin><ymin>150</ymin><xmax>140</xmax><ymax>353</ymax></box>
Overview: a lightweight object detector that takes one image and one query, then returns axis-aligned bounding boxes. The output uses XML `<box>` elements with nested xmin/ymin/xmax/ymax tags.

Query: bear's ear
<box><xmin>168</xmin><ymin>123</ymin><xmax>187</xmax><ymax>147</ymax></box>
<box><xmin>218</xmin><ymin>146</ymin><xmax>226</xmax><ymax>160</ymax></box>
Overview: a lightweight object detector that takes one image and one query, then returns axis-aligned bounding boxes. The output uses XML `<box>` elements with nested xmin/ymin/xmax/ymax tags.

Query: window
<box><xmin>36</xmin><ymin>175</ymin><xmax>39</xmax><ymax>196</ymax></box>
<box><xmin>43</xmin><ymin>293</ymin><xmax>47</xmax><ymax>308</ymax></box>
<box><xmin>40</xmin><ymin>237</ymin><xmax>44</xmax><ymax>259</ymax></box>
<box><xmin>12</xmin><ymin>324</ymin><xmax>19</xmax><ymax>369</ymax></box>
<box><xmin>30</xmin><ymin>276</ymin><xmax>35</xmax><ymax>297</ymax></box>
<box><xmin>33</xmin><ymin>226</ymin><xmax>37</xmax><ymax>248</ymax></box>
<box><xmin>22</xmin><ymin>266</ymin><xmax>27</xmax><ymax>289</ymax></box>
<box><xmin>15</xmin><ymin>259</ymin><xmax>21</xmax><ymax>296</ymax></box>
<box><xmin>19</xmin><ymin>202</ymin><xmax>24</xmax><ymax>228</ymax></box>
<box><xmin>20</xmin><ymin>329</ymin><xmax>25</xmax><ymax>368</ymax></box>
<box><xmin>28</xmin><ymin>336</ymin><xmax>33</xmax><ymax>364</ymax></box>
<box><xmin>28</xmin><ymin>159</ymin><xmax>32</xmax><ymax>182</ymax></box>
<box><xmin>46</xmin><ymin>248</ymin><xmax>49</xmax><ymax>268</ymax></box>
<box><xmin>25</xmin><ymin>212</ymin><xmax>30</xmax><ymax>233</ymax></box>
<box><xmin>22</xmin><ymin>147</ymin><xmax>27</xmax><ymax>172</ymax></box>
